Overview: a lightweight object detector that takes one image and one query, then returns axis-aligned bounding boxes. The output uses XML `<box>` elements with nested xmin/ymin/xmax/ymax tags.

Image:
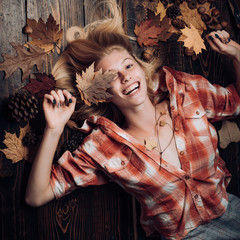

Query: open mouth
<box><xmin>123</xmin><ymin>82</ymin><xmax>140</xmax><ymax>95</ymax></box>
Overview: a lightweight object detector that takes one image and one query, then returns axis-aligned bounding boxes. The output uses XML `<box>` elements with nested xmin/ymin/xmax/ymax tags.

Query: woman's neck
<box><xmin>122</xmin><ymin>98</ymin><xmax>156</xmax><ymax>133</ymax></box>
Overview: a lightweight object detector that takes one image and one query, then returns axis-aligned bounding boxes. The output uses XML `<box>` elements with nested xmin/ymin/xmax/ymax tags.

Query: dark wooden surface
<box><xmin>0</xmin><ymin>1</ymin><xmax>239</xmax><ymax>240</ymax></box>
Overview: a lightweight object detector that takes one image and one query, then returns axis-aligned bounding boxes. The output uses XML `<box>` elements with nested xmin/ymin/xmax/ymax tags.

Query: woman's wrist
<box><xmin>44</xmin><ymin>125</ymin><xmax>64</xmax><ymax>138</ymax></box>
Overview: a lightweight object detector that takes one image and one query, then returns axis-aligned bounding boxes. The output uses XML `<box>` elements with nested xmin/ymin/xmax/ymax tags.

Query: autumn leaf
<box><xmin>142</xmin><ymin>1</ymin><xmax>158</xmax><ymax>13</ymax></box>
<box><xmin>76</xmin><ymin>63</ymin><xmax>117</xmax><ymax>106</ymax></box>
<box><xmin>155</xmin><ymin>1</ymin><xmax>167</xmax><ymax>21</ymax></box>
<box><xmin>134</xmin><ymin>19</ymin><xmax>166</xmax><ymax>47</ymax></box>
<box><xmin>158</xmin><ymin>15</ymin><xmax>173</xmax><ymax>42</ymax></box>
<box><xmin>25</xmin><ymin>14</ymin><xmax>63</xmax><ymax>54</ymax></box>
<box><xmin>23</xmin><ymin>73</ymin><xmax>56</xmax><ymax>99</ymax></box>
<box><xmin>178</xmin><ymin>24</ymin><xmax>206</xmax><ymax>55</ymax></box>
<box><xmin>0</xmin><ymin>124</ymin><xmax>31</xmax><ymax>163</ymax></box>
<box><xmin>0</xmin><ymin>42</ymin><xmax>47</xmax><ymax>81</ymax></box>
<box><xmin>147</xmin><ymin>11</ymin><xmax>172</xmax><ymax>42</ymax></box>
<box><xmin>218</xmin><ymin>121</ymin><xmax>240</xmax><ymax>149</ymax></box>
<box><xmin>169</xmin><ymin>1</ymin><xmax>211</xmax><ymax>36</ymax></box>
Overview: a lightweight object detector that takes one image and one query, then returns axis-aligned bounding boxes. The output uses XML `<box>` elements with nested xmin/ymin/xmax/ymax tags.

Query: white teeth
<box><xmin>123</xmin><ymin>82</ymin><xmax>139</xmax><ymax>95</ymax></box>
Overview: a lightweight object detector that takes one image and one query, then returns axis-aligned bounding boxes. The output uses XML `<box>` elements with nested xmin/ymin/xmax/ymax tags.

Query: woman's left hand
<box><xmin>206</xmin><ymin>30</ymin><xmax>240</xmax><ymax>62</ymax></box>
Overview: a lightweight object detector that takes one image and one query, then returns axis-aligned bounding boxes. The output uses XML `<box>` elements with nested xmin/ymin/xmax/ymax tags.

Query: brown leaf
<box><xmin>0</xmin><ymin>42</ymin><xmax>47</xmax><ymax>81</ymax></box>
<box><xmin>26</xmin><ymin>14</ymin><xmax>63</xmax><ymax>54</ymax></box>
<box><xmin>178</xmin><ymin>24</ymin><xmax>206</xmax><ymax>55</ymax></box>
<box><xmin>158</xmin><ymin>15</ymin><xmax>173</xmax><ymax>42</ymax></box>
<box><xmin>147</xmin><ymin>11</ymin><xmax>172</xmax><ymax>42</ymax></box>
<box><xmin>76</xmin><ymin>63</ymin><xmax>117</xmax><ymax>106</ymax></box>
<box><xmin>155</xmin><ymin>0</ymin><xmax>167</xmax><ymax>21</ymax></box>
<box><xmin>142</xmin><ymin>1</ymin><xmax>158</xmax><ymax>13</ymax></box>
<box><xmin>169</xmin><ymin>1</ymin><xmax>211</xmax><ymax>36</ymax></box>
<box><xmin>134</xmin><ymin>19</ymin><xmax>165</xmax><ymax>47</ymax></box>
<box><xmin>0</xmin><ymin>124</ymin><xmax>31</xmax><ymax>163</ymax></box>
<box><xmin>23</xmin><ymin>73</ymin><xmax>56</xmax><ymax>99</ymax></box>
<box><xmin>218</xmin><ymin>121</ymin><xmax>240</xmax><ymax>149</ymax></box>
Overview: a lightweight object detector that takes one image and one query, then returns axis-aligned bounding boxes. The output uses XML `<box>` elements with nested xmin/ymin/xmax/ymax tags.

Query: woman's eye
<box><xmin>126</xmin><ymin>64</ymin><xmax>133</xmax><ymax>69</ymax></box>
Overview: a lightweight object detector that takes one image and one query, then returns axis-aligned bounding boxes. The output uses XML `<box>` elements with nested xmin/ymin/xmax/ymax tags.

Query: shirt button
<box><xmin>180</xmin><ymin>151</ymin><xmax>185</xmax><ymax>155</ymax></box>
<box><xmin>194</xmin><ymin>194</ymin><xmax>199</xmax><ymax>199</ymax></box>
<box><xmin>175</xmin><ymin>126</ymin><xmax>179</xmax><ymax>131</ymax></box>
<box><xmin>121</xmin><ymin>161</ymin><xmax>125</xmax><ymax>166</ymax></box>
<box><xmin>171</xmin><ymin>106</ymin><xmax>175</xmax><ymax>111</ymax></box>
<box><xmin>196</xmin><ymin>111</ymin><xmax>200</xmax><ymax>115</ymax></box>
<box><xmin>185</xmin><ymin>175</ymin><xmax>190</xmax><ymax>180</ymax></box>
<box><xmin>169</xmin><ymin>83</ymin><xmax>174</xmax><ymax>88</ymax></box>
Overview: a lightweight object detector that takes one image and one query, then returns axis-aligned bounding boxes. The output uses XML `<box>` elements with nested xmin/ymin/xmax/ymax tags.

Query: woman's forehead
<box><xmin>97</xmin><ymin>49</ymin><xmax>134</xmax><ymax>71</ymax></box>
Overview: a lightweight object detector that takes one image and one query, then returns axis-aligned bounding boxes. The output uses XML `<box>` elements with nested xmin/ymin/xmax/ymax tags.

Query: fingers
<box><xmin>44</xmin><ymin>89</ymin><xmax>76</xmax><ymax>108</ymax></box>
<box><xmin>208</xmin><ymin>30</ymin><xmax>230</xmax><ymax>44</ymax></box>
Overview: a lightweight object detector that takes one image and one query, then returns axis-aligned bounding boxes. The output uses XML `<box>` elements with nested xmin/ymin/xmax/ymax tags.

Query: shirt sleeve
<box><xmin>189</xmin><ymin>76</ymin><xmax>240</xmax><ymax>121</ymax></box>
<box><xmin>49</xmin><ymin>149</ymin><xmax>109</xmax><ymax>199</ymax></box>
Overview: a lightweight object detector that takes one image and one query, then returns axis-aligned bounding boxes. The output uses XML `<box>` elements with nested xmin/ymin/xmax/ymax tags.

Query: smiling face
<box><xmin>96</xmin><ymin>48</ymin><xmax>149</xmax><ymax>112</ymax></box>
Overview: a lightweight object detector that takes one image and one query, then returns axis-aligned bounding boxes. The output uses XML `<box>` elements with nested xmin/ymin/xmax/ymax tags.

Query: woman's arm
<box><xmin>206</xmin><ymin>30</ymin><xmax>240</xmax><ymax>94</ymax></box>
<box><xmin>25</xmin><ymin>89</ymin><xmax>76</xmax><ymax>207</ymax></box>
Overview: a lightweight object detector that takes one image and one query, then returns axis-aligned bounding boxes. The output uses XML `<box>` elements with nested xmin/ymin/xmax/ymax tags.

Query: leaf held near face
<box><xmin>76</xmin><ymin>62</ymin><xmax>117</xmax><ymax>106</ymax></box>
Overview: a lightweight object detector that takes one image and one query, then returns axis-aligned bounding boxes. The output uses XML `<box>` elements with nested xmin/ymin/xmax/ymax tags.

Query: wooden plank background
<box><xmin>0</xmin><ymin>0</ymin><xmax>239</xmax><ymax>239</ymax></box>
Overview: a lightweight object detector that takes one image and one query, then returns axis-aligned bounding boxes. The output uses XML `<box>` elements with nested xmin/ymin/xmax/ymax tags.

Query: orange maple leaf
<box><xmin>0</xmin><ymin>124</ymin><xmax>31</xmax><ymax>163</ymax></box>
<box><xmin>134</xmin><ymin>19</ymin><xmax>165</xmax><ymax>47</ymax></box>
<box><xmin>178</xmin><ymin>24</ymin><xmax>206</xmax><ymax>55</ymax></box>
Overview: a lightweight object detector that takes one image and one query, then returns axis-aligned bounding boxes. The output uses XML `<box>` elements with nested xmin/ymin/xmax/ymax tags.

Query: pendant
<box><xmin>144</xmin><ymin>138</ymin><xmax>157</xmax><ymax>151</ymax></box>
<box><xmin>159</xmin><ymin>120</ymin><xmax>166</xmax><ymax>126</ymax></box>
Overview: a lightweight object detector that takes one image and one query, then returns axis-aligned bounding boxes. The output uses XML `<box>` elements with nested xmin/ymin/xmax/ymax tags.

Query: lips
<box><xmin>122</xmin><ymin>82</ymin><xmax>140</xmax><ymax>95</ymax></box>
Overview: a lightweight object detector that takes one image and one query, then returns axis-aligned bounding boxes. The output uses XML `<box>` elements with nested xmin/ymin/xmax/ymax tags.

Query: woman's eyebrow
<box><xmin>122</xmin><ymin>57</ymin><xmax>132</xmax><ymax>63</ymax></box>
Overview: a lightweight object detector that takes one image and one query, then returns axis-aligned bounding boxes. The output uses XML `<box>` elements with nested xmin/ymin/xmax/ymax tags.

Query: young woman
<box><xmin>25</xmin><ymin>1</ymin><xmax>240</xmax><ymax>239</ymax></box>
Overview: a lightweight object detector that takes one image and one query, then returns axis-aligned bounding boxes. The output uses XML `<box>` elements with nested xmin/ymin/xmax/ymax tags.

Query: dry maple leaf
<box><xmin>0</xmin><ymin>124</ymin><xmax>31</xmax><ymax>163</ymax></box>
<box><xmin>142</xmin><ymin>0</ymin><xmax>158</xmax><ymax>13</ymax></box>
<box><xmin>25</xmin><ymin>14</ymin><xmax>63</xmax><ymax>54</ymax></box>
<box><xmin>218</xmin><ymin>121</ymin><xmax>240</xmax><ymax>149</ymax></box>
<box><xmin>76</xmin><ymin>63</ymin><xmax>117</xmax><ymax>106</ymax></box>
<box><xmin>0</xmin><ymin>42</ymin><xmax>47</xmax><ymax>81</ymax></box>
<box><xmin>146</xmin><ymin>11</ymin><xmax>172</xmax><ymax>42</ymax></box>
<box><xmin>169</xmin><ymin>1</ymin><xmax>211</xmax><ymax>36</ymax></box>
<box><xmin>178</xmin><ymin>24</ymin><xmax>206</xmax><ymax>55</ymax></box>
<box><xmin>155</xmin><ymin>0</ymin><xmax>167</xmax><ymax>21</ymax></box>
<box><xmin>23</xmin><ymin>73</ymin><xmax>56</xmax><ymax>99</ymax></box>
<box><xmin>134</xmin><ymin>19</ymin><xmax>165</xmax><ymax>47</ymax></box>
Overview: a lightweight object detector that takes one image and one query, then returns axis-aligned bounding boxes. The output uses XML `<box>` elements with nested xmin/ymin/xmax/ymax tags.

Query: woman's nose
<box><xmin>120</xmin><ymin>72</ymin><xmax>131</xmax><ymax>83</ymax></box>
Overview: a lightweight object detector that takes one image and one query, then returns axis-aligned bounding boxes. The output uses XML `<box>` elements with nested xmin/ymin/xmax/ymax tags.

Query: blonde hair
<box><xmin>52</xmin><ymin>0</ymin><xmax>157</xmax><ymax>126</ymax></box>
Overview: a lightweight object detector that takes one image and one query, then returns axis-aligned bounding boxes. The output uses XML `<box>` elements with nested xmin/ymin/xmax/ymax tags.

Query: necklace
<box><xmin>144</xmin><ymin>105</ymin><xmax>174</xmax><ymax>168</ymax></box>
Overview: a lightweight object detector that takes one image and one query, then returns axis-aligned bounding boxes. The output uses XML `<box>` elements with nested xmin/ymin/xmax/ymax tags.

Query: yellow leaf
<box><xmin>0</xmin><ymin>124</ymin><xmax>31</xmax><ymax>163</ymax></box>
<box><xmin>178</xmin><ymin>24</ymin><xmax>206</xmax><ymax>55</ymax></box>
<box><xmin>169</xmin><ymin>1</ymin><xmax>212</xmax><ymax>36</ymax></box>
<box><xmin>155</xmin><ymin>1</ymin><xmax>167</xmax><ymax>21</ymax></box>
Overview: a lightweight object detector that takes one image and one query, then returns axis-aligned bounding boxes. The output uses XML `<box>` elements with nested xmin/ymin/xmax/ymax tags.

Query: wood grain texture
<box><xmin>0</xmin><ymin>0</ymin><xmax>240</xmax><ymax>240</ymax></box>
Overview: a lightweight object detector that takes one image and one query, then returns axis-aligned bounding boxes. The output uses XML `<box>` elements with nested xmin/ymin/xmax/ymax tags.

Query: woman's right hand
<box><xmin>43</xmin><ymin>89</ymin><xmax>76</xmax><ymax>131</ymax></box>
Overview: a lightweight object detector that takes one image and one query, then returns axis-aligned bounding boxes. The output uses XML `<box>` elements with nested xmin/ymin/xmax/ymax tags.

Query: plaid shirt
<box><xmin>50</xmin><ymin>66</ymin><xmax>240</xmax><ymax>239</ymax></box>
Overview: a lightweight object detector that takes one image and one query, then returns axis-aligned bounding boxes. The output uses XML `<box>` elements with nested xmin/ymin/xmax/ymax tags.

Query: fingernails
<box><xmin>215</xmin><ymin>34</ymin><xmax>219</xmax><ymax>38</ymax></box>
<box><xmin>69</xmin><ymin>98</ymin><xmax>72</xmax><ymax>103</ymax></box>
<box><xmin>209</xmin><ymin>36</ymin><xmax>214</xmax><ymax>41</ymax></box>
<box><xmin>53</xmin><ymin>99</ymin><xmax>56</xmax><ymax>104</ymax></box>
